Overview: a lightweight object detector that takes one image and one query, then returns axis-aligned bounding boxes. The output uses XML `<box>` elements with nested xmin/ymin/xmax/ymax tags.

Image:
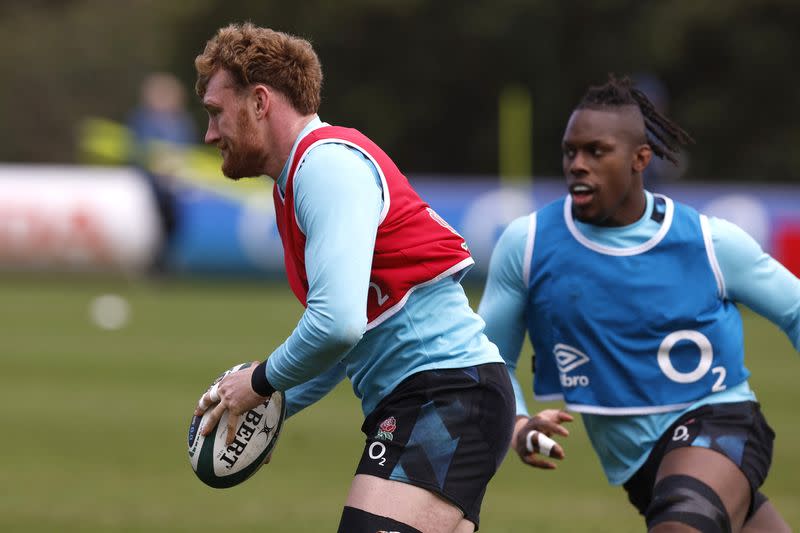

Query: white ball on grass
<box><xmin>89</xmin><ymin>293</ymin><xmax>131</xmax><ymax>330</ymax></box>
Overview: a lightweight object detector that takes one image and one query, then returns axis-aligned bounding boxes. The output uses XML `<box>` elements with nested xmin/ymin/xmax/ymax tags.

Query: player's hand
<box><xmin>512</xmin><ymin>409</ymin><xmax>573</xmax><ymax>469</ymax></box>
<box><xmin>195</xmin><ymin>361</ymin><xmax>271</xmax><ymax>445</ymax></box>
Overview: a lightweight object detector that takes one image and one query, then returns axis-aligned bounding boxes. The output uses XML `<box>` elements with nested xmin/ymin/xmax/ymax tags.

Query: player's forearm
<box><xmin>734</xmin><ymin>256</ymin><xmax>800</xmax><ymax>350</ymax></box>
<box><xmin>479</xmin><ymin>270</ymin><xmax>528</xmax><ymax>411</ymax></box>
<box><xmin>713</xmin><ymin>222</ymin><xmax>800</xmax><ymax>351</ymax></box>
<box><xmin>265</xmin><ymin>301</ymin><xmax>366</xmax><ymax>391</ymax></box>
<box><xmin>761</xmin><ymin>265</ymin><xmax>800</xmax><ymax>351</ymax></box>
<box><xmin>263</xmin><ymin>142</ymin><xmax>380</xmax><ymax>392</ymax></box>
<box><xmin>482</xmin><ymin>302</ymin><xmax>528</xmax><ymax>415</ymax></box>
<box><xmin>252</xmin><ymin>233</ymin><xmax>374</xmax><ymax>395</ymax></box>
<box><xmin>478</xmin><ymin>214</ymin><xmax>530</xmax><ymax>367</ymax></box>
<box><xmin>757</xmin><ymin>257</ymin><xmax>800</xmax><ymax>351</ymax></box>
<box><xmin>283</xmin><ymin>361</ymin><xmax>347</xmax><ymax>418</ymax></box>
<box><xmin>508</xmin><ymin>368</ymin><xmax>531</xmax><ymax>417</ymax></box>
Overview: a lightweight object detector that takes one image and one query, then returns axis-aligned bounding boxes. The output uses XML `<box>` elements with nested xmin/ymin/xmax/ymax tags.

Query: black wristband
<box><xmin>251</xmin><ymin>360</ymin><xmax>276</xmax><ymax>397</ymax></box>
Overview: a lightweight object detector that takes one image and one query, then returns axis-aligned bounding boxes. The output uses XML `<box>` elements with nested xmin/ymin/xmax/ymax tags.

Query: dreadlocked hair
<box><xmin>577</xmin><ymin>74</ymin><xmax>694</xmax><ymax>164</ymax></box>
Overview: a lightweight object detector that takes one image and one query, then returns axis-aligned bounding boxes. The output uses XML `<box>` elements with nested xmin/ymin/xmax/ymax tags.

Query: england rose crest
<box><xmin>376</xmin><ymin>416</ymin><xmax>396</xmax><ymax>441</ymax></box>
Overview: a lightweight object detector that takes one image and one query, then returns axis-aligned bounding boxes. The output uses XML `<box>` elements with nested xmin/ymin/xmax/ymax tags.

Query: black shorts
<box><xmin>355</xmin><ymin>363</ymin><xmax>515</xmax><ymax>529</ymax></box>
<box><xmin>623</xmin><ymin>401</ymin><xmax>775</xmax><ymax>518</ymax></box>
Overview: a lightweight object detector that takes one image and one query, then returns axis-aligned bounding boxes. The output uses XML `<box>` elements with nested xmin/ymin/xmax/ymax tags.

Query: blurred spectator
<box><xmin>127</xmin><ymin>72</ymin><xmax>197</xmax><ymax>273</ymax></box>
<box><xmin>634</xmin><ymin>73</ymin><xmax>689</xmax><ymax>190</ymax></box>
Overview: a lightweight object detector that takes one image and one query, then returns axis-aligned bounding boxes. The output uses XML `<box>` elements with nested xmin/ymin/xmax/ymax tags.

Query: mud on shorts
<box><xmin>355</xmin><ymin>363</ymin><xmax>515</xmax><ymax>529</ymax></box>
<box><xmin>624</xmin><ymin>401</ymin><xmax>775</xmax><ymax>520</ymax></box>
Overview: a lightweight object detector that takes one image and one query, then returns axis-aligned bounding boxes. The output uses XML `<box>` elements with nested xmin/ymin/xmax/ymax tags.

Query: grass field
<box><xmin>1</xmin><ymin>276</ymin><xmax>797</xmax><ymax>532</ymax></box>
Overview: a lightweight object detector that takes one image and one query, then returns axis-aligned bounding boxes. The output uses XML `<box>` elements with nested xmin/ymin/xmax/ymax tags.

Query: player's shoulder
<box><xmin>295</xmin><ymin>141</ymin><xmax>380</xmax><ymax>195</ymax></box>
<box><xmin>704</xmin><ymin>215</ymin><xmax>763</xmax><ymax>256</ymax></box>
<box><xmin>505</xmin><ymin>214</ymin><xmax>533</xmax><ymax>235</ymax></box>
<box><xmin>494</xmin><ymin>214</ymin><xmax>532</xmax><ymax>253</ymax></box>
<box><xmin>301</xmin><ymin>141</ymin><xmax>370</xmax><ymax>171</ymax></box>
<box><xmin>498</xmin><ymin>197</ymin><xmax>566</xmax><ymax>243</ymax></box>
<box><xmin>703</xmin><ymin>214</ymin><xmax>746</xmax><ymax>235</ymax></box>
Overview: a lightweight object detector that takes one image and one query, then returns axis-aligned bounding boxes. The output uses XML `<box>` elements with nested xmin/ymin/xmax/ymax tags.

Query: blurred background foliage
<box><xmin>2</xmin><ymin>0</ymin><xmax>799</xmax><ymax>181</ymax></box>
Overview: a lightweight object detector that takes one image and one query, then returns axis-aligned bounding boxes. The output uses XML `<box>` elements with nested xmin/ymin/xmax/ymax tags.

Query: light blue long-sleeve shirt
<box><xmin>264</xmin><ymin>117</ymin><xmax>503</xmax><ymax>418</ymax></box>
<box><xmin>478</xmin><ymin>190</ymin><xmax>800</xmax><ymax>484</ymax></box>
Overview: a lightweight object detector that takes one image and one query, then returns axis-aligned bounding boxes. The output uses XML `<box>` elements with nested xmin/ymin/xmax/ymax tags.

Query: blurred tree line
<box><xmin>1</xmin><ymin>0</ymin><xmax>798</xmax><ymax>182</ymax></box>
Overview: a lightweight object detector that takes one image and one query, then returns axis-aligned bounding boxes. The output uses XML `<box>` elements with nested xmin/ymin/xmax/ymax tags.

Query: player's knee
<box><xmin>337</xmin><ymin>506</ymin><xmax>423</xmax><ymax>533</ymax></box>
<box><xmin>646</xmin><ymin>475</ymin><xmax>731</xmax><ymax>533</ymax></box>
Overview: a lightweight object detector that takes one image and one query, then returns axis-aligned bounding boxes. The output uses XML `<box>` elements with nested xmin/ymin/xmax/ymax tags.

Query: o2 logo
<box><xmin>368</xmin><ymin>441</ymin><xmax>387</xmax><ymax>466</ymax></box>
<box><xmin>672</xmin><ymin>425</ymin><xmax>690</xmax><ymax>442</ymax></box>
<box><xmin>657</xmin><ymin>330</ymin><xmax>726</xmax><ymax>392</ymax></box>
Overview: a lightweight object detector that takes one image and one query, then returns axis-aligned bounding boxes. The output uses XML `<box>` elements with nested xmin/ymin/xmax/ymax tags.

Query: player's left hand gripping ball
<box><xmin>187</xmin><ymin>362</ymin><xmax>286</xmax><ymax>488</ymax></box>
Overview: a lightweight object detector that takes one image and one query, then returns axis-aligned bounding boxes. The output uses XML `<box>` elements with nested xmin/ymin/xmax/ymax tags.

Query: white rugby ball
<box><xmin>187</xmin><ymin>362</ymin><xmax>286</xmax><ymax>488</ymax></box>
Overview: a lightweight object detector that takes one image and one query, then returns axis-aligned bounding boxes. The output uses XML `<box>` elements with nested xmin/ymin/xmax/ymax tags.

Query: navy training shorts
<box><xmin>624</xmin><ymin>401</ymin><xmax>775</xmax><ymax>519</ymax></box>
<box><xmin>355</xmin><ymin>363</ymin><xmax>515</xmax><ymax>529</ymax></box>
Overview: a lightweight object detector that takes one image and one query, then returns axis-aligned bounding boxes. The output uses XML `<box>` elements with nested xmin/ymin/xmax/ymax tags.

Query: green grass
<box><xmin>1</xmin><ymin>276</ymin><xmax>797</xmax><ymax>532</ymax></box>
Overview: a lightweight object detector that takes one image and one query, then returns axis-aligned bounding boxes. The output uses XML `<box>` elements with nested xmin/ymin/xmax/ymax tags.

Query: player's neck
<box><xmin>599</xmin><ymin>189</ymin><xmax>647</xmax><ymax>227</ymax></box>
<box><xmin>263</xmin><ymin>113</ymin><xmax>317</xmax><ymax>180</ymax></box>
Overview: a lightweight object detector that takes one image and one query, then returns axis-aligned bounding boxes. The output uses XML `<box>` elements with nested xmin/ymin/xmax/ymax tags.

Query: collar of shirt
<box><xmin>276</xmin><ymin>115</ymin><xmax>324</xmax><ymax>195</ymax></box>
<box><xmin>573</xmin><ymin>190</ymin><xmax>658</xmax><ymax>245</ymax></box>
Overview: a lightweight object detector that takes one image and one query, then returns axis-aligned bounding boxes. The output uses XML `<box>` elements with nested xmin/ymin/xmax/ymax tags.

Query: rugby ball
<box><xmin>187</xmin><ymin>362</ymin><xmax>286</xmax><ymax>488</ymax></box>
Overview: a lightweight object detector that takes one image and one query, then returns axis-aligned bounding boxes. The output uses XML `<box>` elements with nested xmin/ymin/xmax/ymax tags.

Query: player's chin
<box><xmin>571</xmin><ymin>205</ymin><xmax>597</xmax><ymax>223</ymax></box>
<box><xmin>221</xmin><ymin>159</ymin><xmax>260</xmax><ymax>180</ymax></box>
<box><xmin>221</xmin><ymin>163</ymin><xmax>246</xmax><ymax>181</ymax></box>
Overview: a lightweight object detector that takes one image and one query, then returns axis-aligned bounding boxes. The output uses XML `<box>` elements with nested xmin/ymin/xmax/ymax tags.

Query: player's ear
<box><xmin>632</xmin><ymin>143</ymin><xmax>652</xmax><ymax>173</ymax></box>
<box><xmin>252</xmin><ymin>85</ymin><xmax>270</xmax><ymax>118</ymax></box>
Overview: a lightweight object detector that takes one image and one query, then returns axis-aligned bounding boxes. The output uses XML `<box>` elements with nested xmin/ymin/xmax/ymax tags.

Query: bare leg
<box><xmin>345</xmin><ymin>474</ymin><xmax>468</xmax><ymax>533</ymax></box>
<box><xmin>452</xmin><ymin>518</ymin><xmax>475</xmax><ymax>533</ymax></box>
<box><xmin>648</xmin><ymin>447</ymin><xmax>750</xmax><ymax>532</ymax></box>
<box><xmin>649</xmin><ymin>524</ymin><xmax>701</xmax><ymax>533</ymax></box>
<box><xmin>742</xmin><ymin>500</ymin><xmax>792</xmax><ymax>533</ymax></box>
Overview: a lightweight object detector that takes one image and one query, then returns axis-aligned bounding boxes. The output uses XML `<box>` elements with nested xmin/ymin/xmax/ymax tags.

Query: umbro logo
<box><xmin>554</xmin><ymin>343</ymin><xmax>590</xmax><ymax>373</ymax></box>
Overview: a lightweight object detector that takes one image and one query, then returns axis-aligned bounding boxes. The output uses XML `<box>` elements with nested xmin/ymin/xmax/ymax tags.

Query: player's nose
<box><xmin>568</xmin><ymin>153</ymin><xmax>589</xmax><ymax>177</ymax></box>
<box><xmin>204</xmin><ymin>122</ymin><xmax>220</xmax><ymax>145</ymax></box>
